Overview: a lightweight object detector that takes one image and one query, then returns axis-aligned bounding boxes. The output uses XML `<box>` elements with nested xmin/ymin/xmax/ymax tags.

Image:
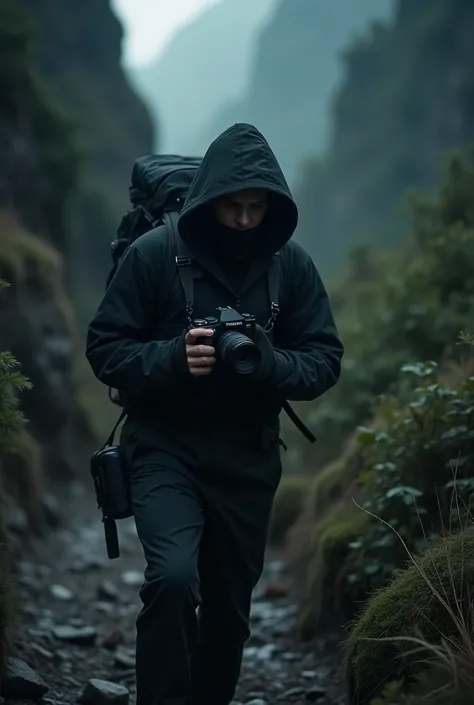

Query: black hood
<box><xmin>178</xmin><ymin>123</ymin><xmax>298</xmax><ymax>259</ymax></box>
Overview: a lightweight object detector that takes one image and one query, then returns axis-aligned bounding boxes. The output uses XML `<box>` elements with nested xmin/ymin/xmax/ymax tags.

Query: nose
<box><xmin>236</xmin><ymin>208</ymin><xmax>250</xmax><ymax>229</ymax></box>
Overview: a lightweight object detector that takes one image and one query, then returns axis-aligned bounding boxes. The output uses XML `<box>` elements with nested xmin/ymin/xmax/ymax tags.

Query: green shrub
<box><xmin>269</xmin><ymin>474</ymin><xmax>311</xmax><ymax>545</ymax></box>
<box><xmin>344</xmin><ymin>358</ymin><xmax>474</xmax><ymax>596</ymax></box>
<box><xmin>346</xmin><ymin>527</ymin><xmax>474</xmax><ymax>704</ymax></box>
<box><xmin>308</xmin><ymin>148</ymin><xmax>474</xmax><ymax>462</ymax></box>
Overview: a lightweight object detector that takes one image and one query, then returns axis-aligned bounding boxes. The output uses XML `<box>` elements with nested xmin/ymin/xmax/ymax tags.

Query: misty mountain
<box><xmin>192</xmin><ymin>0</ymin><xmax>394</xmax><ymax>184</ymax></box>
<box><xmin>131</xmin><ymin>0</ymin><xmax>276</xmax><ymax>154</ymax></box>
<box><xmin>295</xmin><ymin>0</ymin><xmax>474</xmax><ymax>276</ymax></box>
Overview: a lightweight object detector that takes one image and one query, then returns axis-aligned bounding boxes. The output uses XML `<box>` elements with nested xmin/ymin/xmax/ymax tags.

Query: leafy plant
<box><xmin>0</xmin><ymin>281</ymin><xmax>32</xmax><ymax>454</ymax></box>
<box><xmin>344</xmin><ymin>359</ymin><xmax>474</xmax><ymax>594</ymax></box>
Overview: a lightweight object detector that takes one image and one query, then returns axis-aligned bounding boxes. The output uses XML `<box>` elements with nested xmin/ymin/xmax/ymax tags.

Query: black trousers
<box><xmin>121</xmin><ymin>419</ymin><xmax>282</xmax><ymax>705</ymax></box>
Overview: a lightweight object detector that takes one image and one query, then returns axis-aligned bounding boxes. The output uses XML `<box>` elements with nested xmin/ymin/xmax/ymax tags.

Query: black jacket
<box><xmin>86</xmin><ymin>123</ymin><xmax>343</xmax><ymax>430</ymax></box>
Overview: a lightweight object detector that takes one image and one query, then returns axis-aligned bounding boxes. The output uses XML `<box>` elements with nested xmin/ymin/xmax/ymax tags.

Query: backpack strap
<box><xmin>163</xmin><ymin>211</ymin><xmax>196</xmax><ymax>326</ymax></box>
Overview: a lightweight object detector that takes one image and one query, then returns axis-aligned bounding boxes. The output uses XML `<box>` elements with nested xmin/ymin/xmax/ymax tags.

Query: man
<box><xmin>86</xmin><ymin>123</ymin><xmax>343</xmax><ymax>705</ymax></box>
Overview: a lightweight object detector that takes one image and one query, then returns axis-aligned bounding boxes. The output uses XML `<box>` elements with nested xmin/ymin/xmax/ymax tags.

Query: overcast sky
<box><xmin>111</xmin><ymin>0</ymin><xmax>219</xmax><ymax>67</ymax></box>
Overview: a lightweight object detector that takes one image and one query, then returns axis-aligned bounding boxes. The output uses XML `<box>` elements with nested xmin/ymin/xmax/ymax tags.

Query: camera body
<box><xmin>190</xmin><ymin>306</ymin><xmax>261</xmax><ymax>375</ymax></box>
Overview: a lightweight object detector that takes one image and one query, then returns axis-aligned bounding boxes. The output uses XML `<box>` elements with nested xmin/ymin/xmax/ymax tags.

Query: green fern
<box><xmin>0</xmin><ymin>283</ymin><xmax>32</xmax><ymax>454</ymax></box>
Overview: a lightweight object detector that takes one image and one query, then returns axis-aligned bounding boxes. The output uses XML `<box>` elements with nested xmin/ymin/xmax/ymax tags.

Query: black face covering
<box><xmin>207</xmin><ymin>221</ymin><xmax>262</xmax><ymax>261</ymax></box>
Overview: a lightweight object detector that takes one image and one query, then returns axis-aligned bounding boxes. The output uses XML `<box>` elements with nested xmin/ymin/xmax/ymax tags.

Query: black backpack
<box><xmin>107</xmin><ymin>154</ymin><xmax>202</xmax><ymax>288</ymax></box>
<box><xmin>105</xmin><ymin>154</ymin><xmax>315</xmax><ymax>444</ymax></box>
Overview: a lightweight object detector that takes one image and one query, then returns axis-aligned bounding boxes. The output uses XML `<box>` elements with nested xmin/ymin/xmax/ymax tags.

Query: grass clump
<box><xmin>269</xmin><ymin>474</ymin><xmax>311</xmax><ymax>545</ymax></box>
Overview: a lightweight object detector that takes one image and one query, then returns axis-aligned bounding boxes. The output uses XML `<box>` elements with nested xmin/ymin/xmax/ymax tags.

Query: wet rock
<box><xmin>38</xmin><ymin>616</ymin><xmax>55</xmax><ymax>630</ymax></box>
<box><xmin>70</xmin><ymin>620</ymin><xmax>86</xmax><ymax>630</ymax></box>
<box><xmin>102</xmin><ymin>628</ymin><xmax>125</xmax><ymax>650</ymax></box>
<box><xmin>245</xmin><ymin>691</ymin><xmax>266</xmax><ymax>700</ymax></box>
<box><xmin>1</xmin><ymin>657</ymin><xmax>49</xmax><ymax>700</ymax></box>
<box><xmin>245</xmin><ymin>699</ymin><xmax>267</xmax><ymax>705</ymax></box>
<box><xmin>305</xmin><ymin>686</ymin><xmax>327</xmax><ymax>702</ymax></box>
<box><xmin>97</xmin><ymin>580</ymin><xmax>119</xmax><ymax>601</ymax></box>
<box><xmin>243</xmin><ymin>644</ymin><xmax>277</xmax><ymax>661</ymax></box>
<box><xmin>42</xmin><ymin>492</ymin><xmax>63</xmax><ymax>527</ymax></box>
<box><xmin>71</xmin><ymin>557</ymin><xmax>106</xmax><ymax>572</ymax></box>
<box><xmin>50</xmin><ymin>584</ymin><xmax>74</xmax><ymax>601</ymax></box>
<box><xmin>4</xmin><ymin>506</ymin><xmax>29</xmax><ymax>535</ymax></box>
<box><xmin>52</xmin><ymin>625</ymin><xmax>97</xmax><ymax>646</ymax></box>
<box><xmin>281</xmin><ymin>686</ymin><xmax>305</xmax><ymax>699</ymax></box>
<box><xmin>281</xmin><ymin>651</ymin><xmax>300</xmax><ymax>661</ymax></box>
<box><xmin>22</xmin><ymin>604</ymin><xmax>39</xmax><ymax>617</ymax></box>
<box><xmin>96</xmin><ymin>601</ymin><xmax>115</xmax><ymax>613</ymax></box>
<box><xmin>271</xmin><ymin>622</ymin><xmax>291</xmax><ymax>637</ymax></box>
<box><xmin>247</xmin><ymin>630</ymin><xmax>266</xmax><ymax>646</ymax></box>
<box><xmin>29</xmin><ymin>643</ymin><xmax>54</xmax><ymax>659</ymax></box>
<box><xmin>121</xmin><ymin>570</ymin><xmax>142</xmax><ymax>586</ymax></box>
<box><xmin>114</xmin><ymin>649</ymin><xmax>135</xmax><ymax>669</ymax></box>
<box><xmin>79</xmin><ymin>679</ymin><xmax>129</xmax><ymax>705</ymax></box>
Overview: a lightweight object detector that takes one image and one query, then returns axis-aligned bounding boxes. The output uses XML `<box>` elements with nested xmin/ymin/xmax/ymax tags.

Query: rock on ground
<box><xmin>1</xmin><ymin>656</ymin><xmax>49</xmax><ymax>700</ymax></box>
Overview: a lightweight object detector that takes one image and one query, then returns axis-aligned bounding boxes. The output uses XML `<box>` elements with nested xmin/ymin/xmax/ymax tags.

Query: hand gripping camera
<box><xmin>190</xmin><ymin>306</ymin><xmax>261</xmax><ymax>375</ymax></box>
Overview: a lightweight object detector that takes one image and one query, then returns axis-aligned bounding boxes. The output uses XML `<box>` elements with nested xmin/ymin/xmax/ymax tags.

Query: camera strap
<box><xmin>264</xmin><ymin>253</ymin><xmax>316</xmax><ymax>444</ymax></box>
<box><xmin>102</xmin><ymin>408</ymin><xmax>127</xmax><ymax>451</ymax></box>
<box><xmin>165</xmin><ymin>211</ymin><xmax>316</xmax><ymax>444</ymax></box>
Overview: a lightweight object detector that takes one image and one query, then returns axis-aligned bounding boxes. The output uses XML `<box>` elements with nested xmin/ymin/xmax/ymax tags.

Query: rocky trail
<box><xmin>2</xmin><ymin>482</ymin><xmax>346</xmax><ymax>705</ymax></box>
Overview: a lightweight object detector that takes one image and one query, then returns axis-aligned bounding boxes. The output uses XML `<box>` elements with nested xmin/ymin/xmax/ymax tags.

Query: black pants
<box><xmin>121</xmin><ymin>419</ymin><xmax>282</xmax><ymax>705</ymax></box>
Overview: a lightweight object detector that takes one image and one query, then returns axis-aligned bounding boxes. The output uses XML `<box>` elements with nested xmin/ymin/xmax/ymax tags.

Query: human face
<box><xmin>213</xmin><ymin>189</ymin><xmax>269</xmax><ymax>230</ymax></box>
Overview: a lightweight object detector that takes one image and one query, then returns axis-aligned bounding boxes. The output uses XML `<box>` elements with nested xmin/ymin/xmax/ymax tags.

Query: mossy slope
<box><xmin>346</xmin><ymin>528</ymin><xmax>474</xmax><ymax>704</ymax></box>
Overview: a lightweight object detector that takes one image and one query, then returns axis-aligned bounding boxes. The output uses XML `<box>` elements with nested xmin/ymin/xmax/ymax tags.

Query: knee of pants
<box><xmin>143</xmin><ymin>561</ymin><xmax>200</xmax><ymax>604</ymax></box>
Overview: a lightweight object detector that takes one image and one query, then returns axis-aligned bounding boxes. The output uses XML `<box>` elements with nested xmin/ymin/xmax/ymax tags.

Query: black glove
<box><xmin>249</xmin><ymin>324</ymin><xmax>276</xmax><ymax>383</ymax></box>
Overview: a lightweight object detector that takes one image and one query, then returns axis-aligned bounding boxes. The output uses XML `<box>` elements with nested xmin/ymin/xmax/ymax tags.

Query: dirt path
<box><xmin>4</xmin><ymin>481</ymin><xmax>346</xmax><ymax>705</ymax></box>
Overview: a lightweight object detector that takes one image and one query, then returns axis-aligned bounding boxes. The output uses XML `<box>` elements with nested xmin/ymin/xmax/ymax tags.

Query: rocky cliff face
<box><xmin>16</xmin><ymin>0</ymin><xmax>155</xmax><ymax>323</ymax></box>
<box><xmin>0</xmin><ymin>0</ymin><xmax>153</xmax><ymax>533</ymax></box>
<box><xmin>295</xmin><ymin>0</ymin><xmax>474</xmax><ymax>275</ymax></box>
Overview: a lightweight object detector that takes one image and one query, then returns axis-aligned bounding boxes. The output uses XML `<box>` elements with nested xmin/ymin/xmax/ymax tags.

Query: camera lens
<box><xmin>217</xmin><ymin>331</ymin><xmax>261</xmax><ymax>375</ymax></box>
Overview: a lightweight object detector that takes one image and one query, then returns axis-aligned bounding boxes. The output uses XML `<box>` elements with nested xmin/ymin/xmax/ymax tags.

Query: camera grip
<box><xmin>195</xmin><ymin>334</ymin><xmax>215</xmax><ymax>347</ymax></box>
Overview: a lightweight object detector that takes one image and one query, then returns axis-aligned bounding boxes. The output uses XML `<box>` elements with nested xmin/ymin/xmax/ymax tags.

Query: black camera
<box><xmin>90</xmin><ymin>445</ymin><xmax>133</xmax><ymax>559</ymax></box>
<box><xmin>190</xmin><ymin>306</ymin><xmax>261</xmax><ymax>375</ymax></box>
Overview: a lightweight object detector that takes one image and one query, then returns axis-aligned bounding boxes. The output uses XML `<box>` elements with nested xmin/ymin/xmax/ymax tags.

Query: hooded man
<box><xmin>86</xmin><ymin>123</ymin><xmax>343</xmax><ymax>705</ymax></box>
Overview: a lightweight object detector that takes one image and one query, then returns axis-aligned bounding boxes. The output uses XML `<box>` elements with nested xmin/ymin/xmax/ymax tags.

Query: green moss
<box><xmin>0</xmin><ymin>212</ymin><xmax>77</xmax><ymax>339</ymax></box>
<box><xmin>299</xmin><ymin>500</ymin><xmax>369</xmax><ymax>638</ymax></box>
<box><xmin>269</xmin><ymin>474</ymin><xmax>311</xmax><ymax>545</ymax></box>
<box><xmin>346</xmin><ymin>527</ymin><xmax>474</xmax><ymax>705</ymax></box>
<box><xmin>312</xmin><ymin>432</ymin><xmax>364</xmax><ymax>515</ymax></box>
